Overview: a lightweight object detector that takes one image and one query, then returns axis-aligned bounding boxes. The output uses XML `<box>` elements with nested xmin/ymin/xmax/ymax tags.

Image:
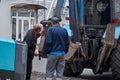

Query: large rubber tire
<box><xmin>111</xmin><ymin>45</ymin><xmax>120</xmax><ymax>80</ymax></box>
<box><xmin>63</xmin><ymin>61</ymin><xmax>83</xmax><ymax>77</ymax></box>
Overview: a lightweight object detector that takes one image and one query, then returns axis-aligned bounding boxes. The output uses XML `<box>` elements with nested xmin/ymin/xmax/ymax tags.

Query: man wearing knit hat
<box><xmin>44</xmin><ymin>17</ymin><xmax>70</xmax><ymax>80</ymax></box>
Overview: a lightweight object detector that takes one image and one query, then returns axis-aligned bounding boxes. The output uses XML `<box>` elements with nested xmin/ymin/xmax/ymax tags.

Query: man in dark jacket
<box><xmin>24</xmin><ymin>24</ymin><xmax>43</xmax><ymax>80</ymax></box>
<box><xmin>44</xmin><ymin>17</ymin><xmax>70</xmax><ymax>80</ymax></box>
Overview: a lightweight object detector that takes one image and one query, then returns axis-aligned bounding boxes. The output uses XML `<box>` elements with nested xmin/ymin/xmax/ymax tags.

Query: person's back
<box><xmin>45</xmin><ymin>26</ymin><xmax>69</xmax><ymax>54</ymax></box>
<box><xmin>44</xmin><ymin>17</ymin><xmax>70</xmax><ymax>80</ymax></box>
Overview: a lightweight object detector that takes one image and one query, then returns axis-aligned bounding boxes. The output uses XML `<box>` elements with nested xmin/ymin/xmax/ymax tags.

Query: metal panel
<box><xmin>0</xmin><ymin>38</ymin><xmax>16</xmax><ymax>71</ymax></box>
<box><xmin>14</xmin><ymin>41</ymin><xmax>27</xmax><ymax>80</ymax></box>
<box><xmin>95</xmin><ymin>23</ymin><xmax>115</xmax><ymax>73</ymax></box>
<box><xmin>0</xmin><ymin>39</ymin><xmax>27</xmax><ymax>80</ymax></box>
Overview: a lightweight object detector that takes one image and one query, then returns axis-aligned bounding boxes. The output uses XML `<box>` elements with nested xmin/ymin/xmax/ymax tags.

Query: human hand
<box><xmin>34</xmin><ymin>49</ymin><xmax>39</xmax><ymax>56</ymax></box>
<box><xmin>47</xmin><ymin>54</ymin><xmax>50</xmax><ymax>57</ymax></box>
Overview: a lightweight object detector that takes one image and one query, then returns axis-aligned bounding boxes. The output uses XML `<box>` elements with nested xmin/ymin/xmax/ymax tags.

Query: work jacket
<box><xmin>44</xmin><ymin>25</ymin><xmax>70</xmax><ymax>54</ymax></box>
<box><xmin>24</xmin><ymin>29</ymin><xmax>37</xmax><ymax>59</ymax></box>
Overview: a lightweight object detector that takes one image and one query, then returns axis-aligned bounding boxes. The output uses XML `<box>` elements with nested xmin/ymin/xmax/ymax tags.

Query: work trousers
<box><xmin>26</xmin><ymin>55</ymin><xmax>33</xmax><ymax>80</ymax></box>
<box><xmin>45</xmin><ymin>54</ymin><xmax>65</xmax><ymax>80</ymax></box>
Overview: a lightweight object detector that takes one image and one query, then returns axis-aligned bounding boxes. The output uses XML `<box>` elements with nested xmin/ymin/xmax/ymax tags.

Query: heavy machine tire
<box><xmin>63</xmin><ymin>61</ymin><xmax>83</xmax><ymax>77</ymax></box>
<box><xmin>111</xmin><ymin>45</ymin><xmax>120</xmax><ymax>80</ymax></box>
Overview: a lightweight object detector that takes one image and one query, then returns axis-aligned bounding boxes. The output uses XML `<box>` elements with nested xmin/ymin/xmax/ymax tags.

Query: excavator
<box><xmin>42</xmin><ymin>0</ymin><xmax>120</xmax><ymax>80</ymax></box>
<box><xmin>0</xmin><ymin>0</ymin><xmax>120</xmax><ymax>80</ymax></box>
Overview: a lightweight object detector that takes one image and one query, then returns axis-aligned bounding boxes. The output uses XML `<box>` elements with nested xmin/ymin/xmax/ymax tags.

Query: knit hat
<box><xmin>49</xmin><ymin>16</ymin><xmax>61</xmax><ymax>23</ymax></box>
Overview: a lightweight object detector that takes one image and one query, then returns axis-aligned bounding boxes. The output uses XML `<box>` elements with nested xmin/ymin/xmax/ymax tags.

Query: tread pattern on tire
<box><xmin>111</xmin><ymin>45</ymin><xmax>120</xmax><ymax>80</ymax></box>
<box><xmin>63</xmin><ymin>62</ymin><xmax>83</xmax><ymax>77</ymax></box>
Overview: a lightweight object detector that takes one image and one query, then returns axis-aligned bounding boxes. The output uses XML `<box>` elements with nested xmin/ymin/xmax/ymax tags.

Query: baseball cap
<box><xmin>49</xmin><ymin>16</ymin><xmax>61</xmax><ymax>23</ymax></box>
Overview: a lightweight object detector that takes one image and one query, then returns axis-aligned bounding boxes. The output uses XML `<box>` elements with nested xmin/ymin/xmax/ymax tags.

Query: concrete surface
<box><xmin>32</xmin><ymin>57</ymin><xmax>114</xmax><ymax>80</ymax></box>
<box><xmin>32</xmin><ymin>57</ymin><xmax>47</xmax><ymax>73</ymax></box>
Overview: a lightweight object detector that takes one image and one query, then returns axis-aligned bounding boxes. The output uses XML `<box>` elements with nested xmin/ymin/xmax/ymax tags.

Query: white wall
<box><xmin>0</xmin><ymin>1</ymin><xmax>12</xmax><ymax>39</ymax></box>
<box><xmin>0</xmin><ymin>0</ymin><xmax>46</xmax><ymax>39</ymax></box>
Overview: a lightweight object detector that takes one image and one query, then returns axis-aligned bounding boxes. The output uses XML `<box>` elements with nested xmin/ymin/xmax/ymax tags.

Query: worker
<box><xmin>23</xmin><ymin>24</ymin><xmax>44</xmax><ymax>80</ymax></box>
<box><xmin>44</xmin><ymin>16</ymin><xmax>70</xmax><ymax>80</ymax></box>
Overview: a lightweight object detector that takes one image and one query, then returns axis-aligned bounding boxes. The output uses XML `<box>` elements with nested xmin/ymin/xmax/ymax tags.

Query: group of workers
<box><xmin>24</xmin><ymin>16</ymin><xmax>70</xmax><ymax>80</ymax></box>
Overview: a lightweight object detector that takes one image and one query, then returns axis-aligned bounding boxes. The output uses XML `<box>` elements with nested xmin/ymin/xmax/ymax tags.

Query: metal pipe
<box><xmin>43</xmin><ymin>0</ymin><xmax>46</xmax><ymax>19</ymax></box>
<box><xmin>46</xmin><ymin>0</ymin><xmax>55</xmax><ymax>19</ymax></box>
<box><xmin>69</xmin><ymin>0</ymin><xmax>78</xmax><ymax>42</ymax></box>
<box><xmin>80</xmin><ymin>0</ymin><xmax>84</xmax><ymax>26</ymax></box>
<box><xmin>53</xmin><ymin>0</ymin><xmax>65</xmax><ymax>18</ymax></box>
